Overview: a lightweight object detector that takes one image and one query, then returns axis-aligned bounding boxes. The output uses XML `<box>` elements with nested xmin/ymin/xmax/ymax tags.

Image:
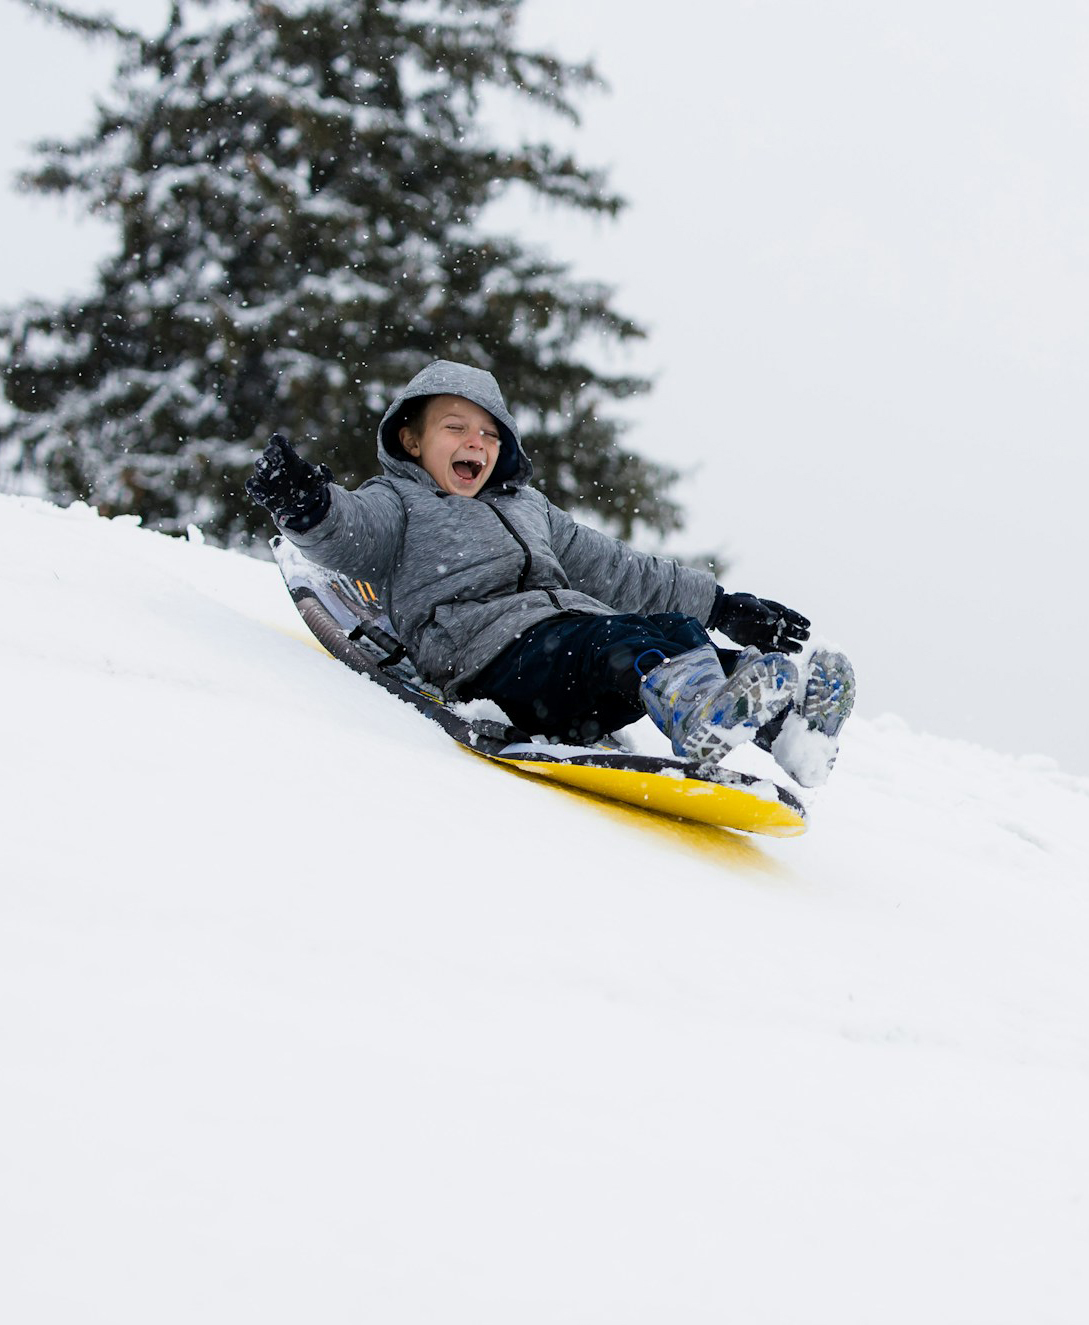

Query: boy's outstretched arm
<box><xmin>246</xmin><ymin>435</ymin><xmax>405</xmax><ymax>585</ymax></box>
<box><xmin>246</xmin><ymin>434</ymin><xmax>333</xmax><ymax>532</ymax></box>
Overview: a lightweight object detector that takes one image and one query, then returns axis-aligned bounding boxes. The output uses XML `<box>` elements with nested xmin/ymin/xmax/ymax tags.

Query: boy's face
<box><xmin>400</xmin><ymin>395</ymin><xmax>502</xmax><ymax>497</ymax></box>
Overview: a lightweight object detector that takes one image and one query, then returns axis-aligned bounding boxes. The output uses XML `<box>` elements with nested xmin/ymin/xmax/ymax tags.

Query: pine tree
<box><xmin>1</xmin><ymin>0</ymin><xmax>683</xmax><ymax>545</ymax></box>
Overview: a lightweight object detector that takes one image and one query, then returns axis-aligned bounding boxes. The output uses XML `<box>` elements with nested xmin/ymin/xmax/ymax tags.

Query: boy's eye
<box><xmin>444</xmin><ymin>421</ymin><xmax>498</xmax><ymax>443</ymax></box>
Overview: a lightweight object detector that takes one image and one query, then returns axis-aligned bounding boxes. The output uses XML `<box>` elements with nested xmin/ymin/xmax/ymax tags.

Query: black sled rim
<box><xmin>290</xmin><ymin>588</ymin><xmax>804</xmax><ymax>815</ymax></box>
<box><xmin>273</xmin><ymin>541</ymin><xmax>805</xmax><ymax>819</ymax></box>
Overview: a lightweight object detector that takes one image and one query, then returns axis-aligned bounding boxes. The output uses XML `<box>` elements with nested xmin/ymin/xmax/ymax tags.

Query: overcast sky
<box><xmin>3</xmin><ymin>0</ymin><xmax>1087</xmax><ymax>773</ymax></box>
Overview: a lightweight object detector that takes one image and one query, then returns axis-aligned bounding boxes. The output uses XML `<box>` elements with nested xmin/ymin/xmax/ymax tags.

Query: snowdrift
<box><xmin>3</xmin><ymin>495</ymin><xmax>1088</xmax><ymax>1324</ymax></box>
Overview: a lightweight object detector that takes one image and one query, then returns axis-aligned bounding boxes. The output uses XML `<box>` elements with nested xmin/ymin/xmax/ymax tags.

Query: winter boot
<box><xmin>770</xmin><ymin>648</ymin><xmax>856</xmax><ymax>787</ymax></box>
<box><xmin>639</xmin><ymin>644</ymin><xmax>798</xmax><ymax>766</ymax></box>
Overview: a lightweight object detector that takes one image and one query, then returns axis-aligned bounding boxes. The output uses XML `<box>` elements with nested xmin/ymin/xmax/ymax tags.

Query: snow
<box><xmin>3</xmin><ymin>493</ymin><xmax>1088</xmax><ymax>1322</ymax></box>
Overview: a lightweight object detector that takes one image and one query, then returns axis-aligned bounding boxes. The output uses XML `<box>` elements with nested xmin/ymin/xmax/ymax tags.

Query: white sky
<box><xmin>2</xmin><ymin>0</ymin><xmax>1087</xmax><ymax>772</ymax></box>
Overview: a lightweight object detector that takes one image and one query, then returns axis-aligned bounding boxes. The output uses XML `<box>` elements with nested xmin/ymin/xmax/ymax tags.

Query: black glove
<box><xmin>708</xmin><ymin>588</ymin><xmax>811</xmax><ymax>654</ymax></box>
<box><xmin>245</xmin><ymin>434</ymin><xmax>333</xmax><ymax>532</ymax></box>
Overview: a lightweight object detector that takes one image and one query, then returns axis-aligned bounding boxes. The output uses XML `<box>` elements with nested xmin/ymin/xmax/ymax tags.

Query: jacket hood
<box><xmin>377</xmin><ymin>360</ymin><xmax>533</xmax><ymax>489</ymax></box>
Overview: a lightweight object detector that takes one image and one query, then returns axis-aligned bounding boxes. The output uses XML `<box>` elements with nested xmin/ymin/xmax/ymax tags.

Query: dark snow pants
<box><xmin>462</xmin><ymin>612</ymin><xmax>738</xmax><ymax>744</ymax></box>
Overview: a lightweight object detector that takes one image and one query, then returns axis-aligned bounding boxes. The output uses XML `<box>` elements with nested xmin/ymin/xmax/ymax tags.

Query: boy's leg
<box><xmin>638</xmin><ymin>643</ymin><xmax>798</xmax><ymax>763</ymax></box>
<box><xmin>462</xmin><ymin>613</ymin><xmax>712</xmax><ymax>744</ymax></box>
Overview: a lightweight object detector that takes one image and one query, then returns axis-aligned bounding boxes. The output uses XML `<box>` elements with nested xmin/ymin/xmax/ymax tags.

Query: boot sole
<box><xmin>683</xmin><ymin>654</ymin><xmax>797</xmax><ymax>766</ymax></box>
<box><xmin>800</xmin><ymin>649</ymin><xmax>856</xmax><ymax>739</ymax></box>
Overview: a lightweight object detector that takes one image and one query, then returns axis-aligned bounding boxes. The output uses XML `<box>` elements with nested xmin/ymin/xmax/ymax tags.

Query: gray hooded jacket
<box><xmin>278</xmin><ymin>361</ymin><xmax>718</xmax><ymax>694</ymax></box>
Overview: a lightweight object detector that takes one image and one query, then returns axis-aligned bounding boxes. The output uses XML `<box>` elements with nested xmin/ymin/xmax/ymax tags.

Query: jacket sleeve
<box><xmin>546</xmin><ymin>501</ymin><xmax>719</xmax><ymax>623</ymax></box>
<box><xmin>274</xmin><ymin>479</ymin><xmax>406</xmax><ymax>590</ymax></box>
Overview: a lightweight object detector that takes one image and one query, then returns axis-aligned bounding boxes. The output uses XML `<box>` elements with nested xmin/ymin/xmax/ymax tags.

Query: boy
<box><xmin>247</xmin><ymin>360</ymin><xmax>853</xmax><ymax>784</ymax></box>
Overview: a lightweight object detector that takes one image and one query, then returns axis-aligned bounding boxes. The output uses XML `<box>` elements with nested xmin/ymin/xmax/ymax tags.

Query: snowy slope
<box><xmin>3</xmin><ymin>494</ymin><xmax>1088</xmax><ymax>1324</ymax></box>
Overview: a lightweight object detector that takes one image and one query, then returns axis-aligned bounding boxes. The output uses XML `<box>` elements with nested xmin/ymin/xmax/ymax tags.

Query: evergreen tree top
<box><xmin>3</xmin><ymin>0</ymin><xmax>686</xmax><ymax>548</ymax></box>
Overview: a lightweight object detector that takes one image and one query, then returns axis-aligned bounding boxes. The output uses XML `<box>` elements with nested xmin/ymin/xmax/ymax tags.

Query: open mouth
<box><xmin>452</xmin><ymin>459</ymin><xmax>484</xmax><ymax>482</ymax></box>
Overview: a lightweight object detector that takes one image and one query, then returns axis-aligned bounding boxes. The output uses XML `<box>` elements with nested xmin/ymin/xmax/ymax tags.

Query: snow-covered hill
<box><xmin>3</xmin><ymin>494</ymin><xmax>1088</xmax><ymax>1323</ymax></box>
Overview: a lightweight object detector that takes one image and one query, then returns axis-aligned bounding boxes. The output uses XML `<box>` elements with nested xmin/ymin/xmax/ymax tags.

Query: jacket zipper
<box><xmin>484</xmin><ymin>500</ymin><xmax>533</xmax><ymax>593</ymax></box>
<box><xmin>485</xmin><ymin>500</ymin><xmax>562</xmax><ymax>607</ymax></box>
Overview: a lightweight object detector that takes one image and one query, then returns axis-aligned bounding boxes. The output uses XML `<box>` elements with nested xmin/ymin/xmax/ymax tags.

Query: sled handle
<box><xmin>292</xmin><ymin>590</ymin><xmax>406</xmax><ymax>668</ymax></box>
<box><xmin>346</xmin><ymin>618</ymin><xmax>407</xmax><ymax>666</ymax></box>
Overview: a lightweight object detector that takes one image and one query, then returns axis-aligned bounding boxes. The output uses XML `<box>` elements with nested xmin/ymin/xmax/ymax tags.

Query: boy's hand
<box><xmin>708</xmin><ymin>589</ymin><xmax>811</xmax><ymax>654</ymax></box>
<box><xmin>246</xmin><ymin>434</ymin><xmax>333</xmax><ymax>532</ymax></box>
